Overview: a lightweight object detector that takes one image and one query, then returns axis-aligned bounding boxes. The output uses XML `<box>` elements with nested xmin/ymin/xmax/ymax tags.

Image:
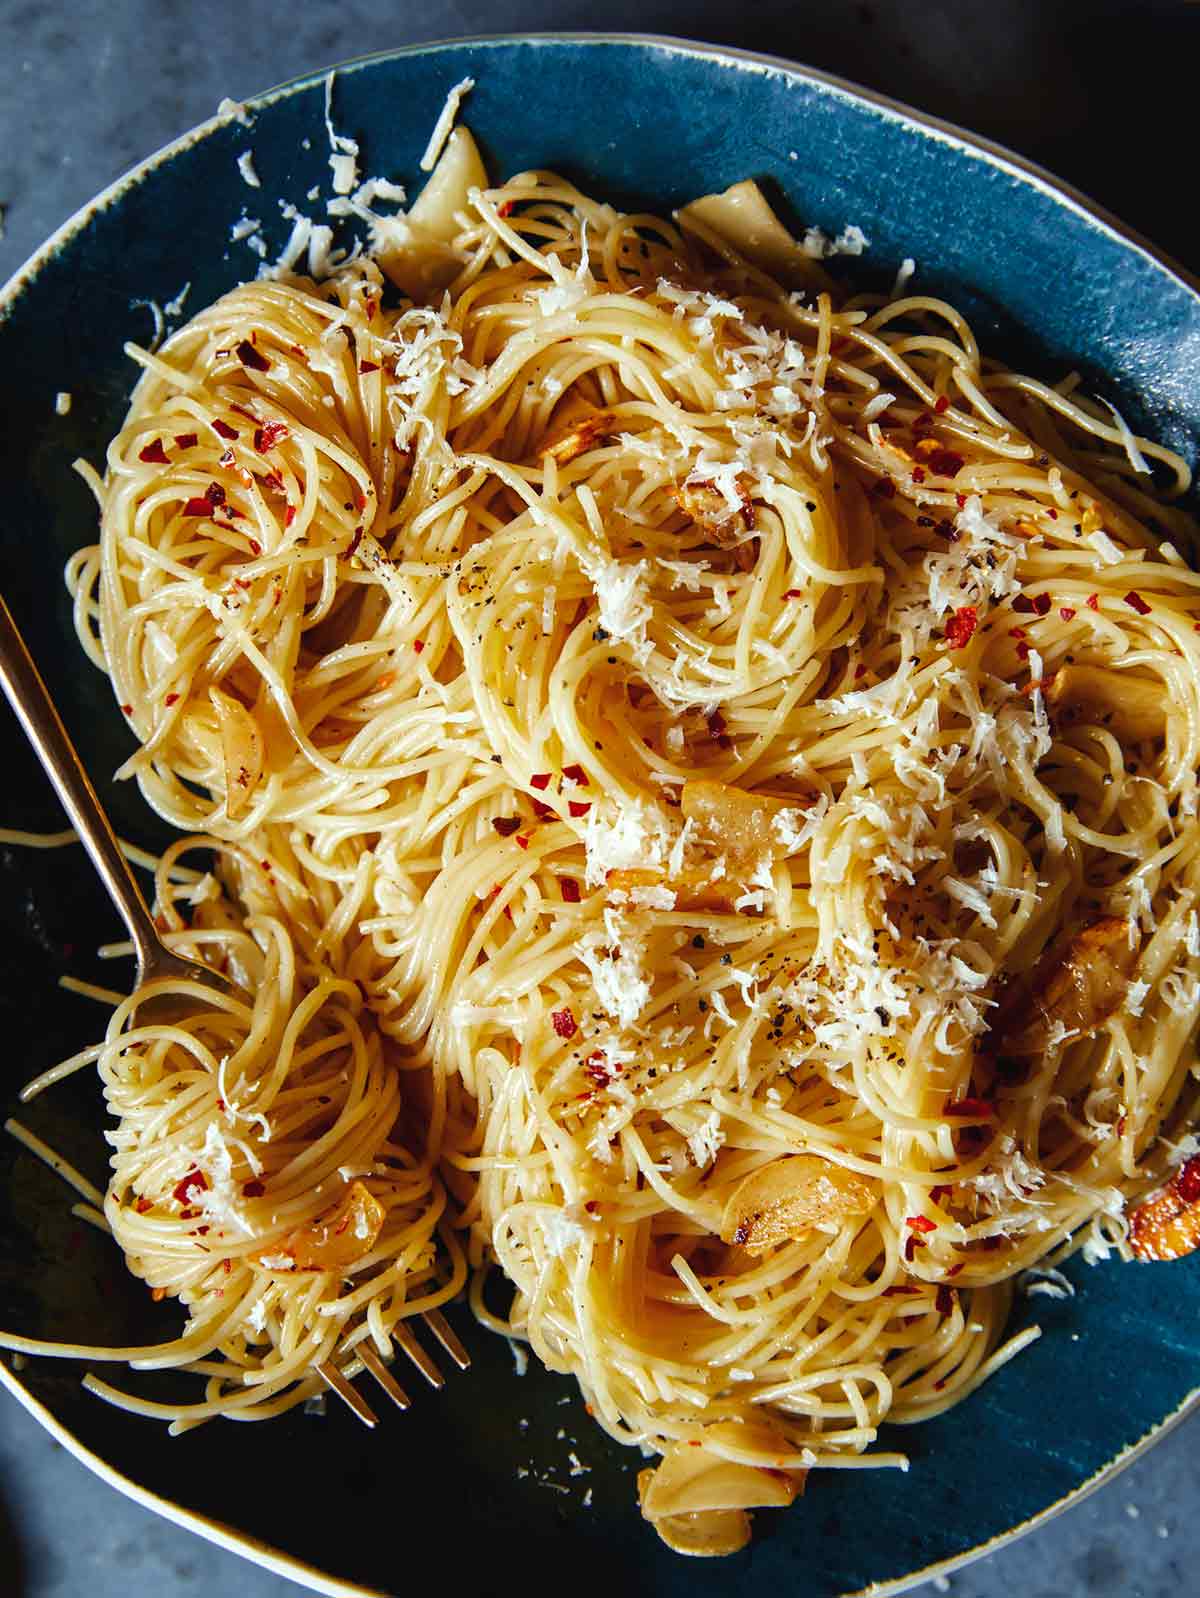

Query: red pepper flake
<box><xmin>907</xmin><ymin>1214</ymin><xmax>937</xmax><ymax>1234</ymax></box>
<box><xmin>247</xmin><ymin>538</ymin><xmax>262</xmax><ymax>556</ymax></box>
<box><xmin>561</xmin><ymin>877</ymin><xmax>581</xmax><ymax>903</ymax></box>
<box><xmin>515</xmin><ymin>834</ymin><xmax>530</xmax><ymax>850</ymax></box>
<box><xmin>164</xmin><ymin>692</ymin><xmax>180</xmax><ymax>707</ymax></box>
<box><xmin>934</xmin><ymin>395</ymin><xmax>950</xmax><ymax>414</ymax></box>
<box><xmin>1032</xmin><ymin>592</ymin><xmax>1052</xmax><ymax>616</ymax></box>
<box><xmin>182</xmin><ymin>496</ymin><xmax>212</xmax><ymax>516</ymax></box>
<box><xmin>934</xmin><ymin>1377</ymin><xmax>947</xmax><ymax>1391</ymax></box>
<box><xmin>492</xmin><ymin>816</ymin><xmax>522</xmax><ymax>837</ymax></box>
<box><xmin>946</xmin><ymin>1262</ymin><xmax>965</xmax><ymax>1278</ymax></box>
<box><xmin>1008</xmin><ymin>626</ymin><xmax>1027</xmax><ymax>640</ymax></box>
<box><xmin>218</xmin><ymin>447</ymin><xmax>236</xmax><ymax>469</ymax></box>
<box><xmin>138</xmin><ymin>438</ymin><xmax>170</xmax><ymax>464</ymax></box>
<box><xmin>934</xmin><ymin>517</ymin><xmax>957</xmax><ymax>542</ymax></box>
<box><xmin>134</xmin><ymin>1196</ymin><xmax>152</xmax><ymax>1214</ymax></box>
<box><xmin>562</xmin><ymin>762</ymin><xmax>588</xmax><ymax>785</ymax></box>
<box><xmin>413</xmin><ymin>639</ymin><xmax>425</xmax><ymax>653</ymax></box>
<box><xmin>911</xmin><ymin>465</ymin><xmax>926</xmax><ymax>483</ymax></box>
<box><xmin>980</xmin><ymin>1234</ymin><xmax>1004</xmax><ymax>1251</ymax></box>
<box><xmin>944</xmin><ymin>605</ymin><xmax>978</xmax><ymax>650</ymax></box>
<box><xmin>172</xmin><ymin>1169</ymin><xmax>208</xmax><ymax>1205</ymax></box>
<box><xmin>784</xmin><ymin>588</ymin><xmax>804</xmax><ymax>599</ymax></box>
<box><xmin>253</xmin><ymin>420</ymin><xmax>290</xmax><ymax>453</ymax></box>
<box><xmin>359</xmin><ymin>359</ymin><xmax>380</xmax><ymax>373</ymax></box>
<box><xmin>936</xmin><ymin>1285</ymin><xmax>955</xmax><ymax>1315</ymax></box>
<box><xmin>285</xmin><ymin>505</ymin><xmax>296</xmax><ymax>526</ymax></box>
<box><xmin>497</xmin><ymin>199</ymin><xmax>515</xmax><ymax>217</ymax></box>
<box><xmin>213</xmin><ymin>419</ymin><xmax>239</xmax><ymax>441</ymax></box>
<box><xmin>174</xmin><ymin>432</ymin><xmax>199</xmax><ymax>449</ymax></box>
<box><xmin>531</xmin><ymin>797</ymin><xmax>556</xmax><ymax>822</ymax></box>
<box><xmin>955</xmin><ymin>492</ymin><xmax>967</xmax><ymax>509</ymax></box>
<box><xmin>236</xmin><ymin>338</ymin><xmax>271</xmax><ymax>372</ymax></box>
<box><xmin>120</xmin><ymin>703</ymin><xmax>133</xmax><ymax>715</ymax></box>
<box><xmin>1048</xmin><ymin>507</ymin><xmax>1058</xmax><ymax>519</ymax></box>
<box><xmin>568</xmin><ymin>800</ymin><xmax>591</xmax><ymax>818</ymax></box>
<box><xmin>1016</xmin><ymin>641</ymin><xmax>1030</xmax><ymax>661</ymax></box>
<box><xmin>584</xmin><ymin>1200</ymin><xmax>600</xmax><ymax>1215</ymax></box>
<box><xmin>927</xmin><ymin>448</ymin><xmax>964</xmax><ymax>477</ymax></box>
<box><xmin>205</xmin><ymin>481</ymin><xmax>226</xmax><ymax>507</ymax></box>
<box><xmin>530</xmin><ymin>772</ymin><xmax>552</xmax><ymax>790</ymax></box>
<box><xmin>551</xmin><ymin>1007</ymin><xmax>577</xmax><ymax>1039</ymax></box>
<box><xmin>883</xmin><ymin>1283</ymin><xmax>921</xmax><ymax>1296</ymax></box>
<box><xmin>346</xmin><ymin>527</ymin><xmax>364</xmax><ymax>559</ymax></box>
<box><xmin>929</xmin><ymin>1184</ymin><xmax>953</xmax><ymax>1205</ymax></box>
<box><xmin>944</xmin><ymin>1096</ymin><xmax>994</xmax><ymax>1118</ymax></box>
<box><xmin>583</xmin><ymin>1051</ymin><xmax>613</xmax><ymax>1086</ymax></box>
<box><xmin>1059</xmin><ymin>606</ymin><xmax>1076</xmax><ymax>621</ymax></box>
<box><xmin>1012</xmin><ymin>594</ymin><xmax>1036</xmax><ymax>614</ymax></box>
<box><xmin>230</xmin><ymin>403</ymin><xmax>258</xmax><ymax>422</ymax></box>
<box><xmin>1177</xmin><ymin>1155</ymin><xmax>1200</xmax><ymax>1205</ymax></box>
<box><xmin>355</xmin><ymin>491</ymin><xmax>368</xmax><ymax>512</ymax></box>
<box><xmin>261</xmin><ymin>470</ymin><xmax>285</xmax><ymax>497</ymax></box>
<box><xmin>243</xmin><ymin>1180</ymin><xmax>265</xmax><ymax>1198</ymax></box>
<box><xmin>1086</xmin><ymin>592</ymin><xmax>1099</xmax><ymax>610</ymax></box>
<box><xmin>904</xmin><ymin>1234</ymin><xmax>924</xmax><ymax>1262</ymax></box>
<box><xmin>1124</xmin><ymin>590</ymin><xmax>1151</xmax><ymax>615</ymax></box>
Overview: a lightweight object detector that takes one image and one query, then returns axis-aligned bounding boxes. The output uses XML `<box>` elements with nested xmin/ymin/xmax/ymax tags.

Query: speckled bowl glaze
<box><xmin>1</xmin><ymin>34</ymin><xmax>1198</xmax><ymax>1598</ymax></box>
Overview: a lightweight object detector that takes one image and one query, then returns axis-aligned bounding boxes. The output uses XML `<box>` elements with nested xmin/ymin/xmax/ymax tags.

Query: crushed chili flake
<box><xmin>883</xmin><ymin>1283</ymin><xmax>921</xmax><ymax>1296</ymax></box>
<box><xmin>164</xmin><ymin>693</ymin><xmax>180</xmax><ymax>707</ymax></box>
<box><xmin>134</xmin><ymin>1196</ymin><xmax>152</xmax><ymax>1214</ymax></box>
<box><xmin>173</xmin><ymin>432</ymin><xmax>199</xmax><ymax>449</ymax></box>
<box><xmin>1016</xmin><ymin>640</ymin><xmax>1030</xmax><ymax>660</ymax></box>
<box><xmin>492</xmin><ymin>816</ymin><xmax>522</xmax><ymax>837</ymax></box>
<box><xmin>236</xmin><ymin>338</ymin><xmax>271</xmax><ymax>372</ymax></box>
<box><xmin>497</xmin><ymin>199</ymin><xmax>515</xmax><ymax>217</ymax></box>
<box><xmin>243</xmin><ymin>1180</ymin><xmax>265</xmax><ymax>1198</ymax></box>
<box><xmin>561</xmin><ymin>877</ymin><xmax>581</xmax><ymax>903</ymax></box>
<box><xmin>944</xmin><ymin>605</ymin><xmax>978</xmax><ymax>650</ymax></box>
<box><xmin>934</xmin><ymin>395</ymin><xmax>950</xmax><ymax>414</ymax></box>
<box><xmin>218</xmin><ymin>447</ymin><xmax>236</xmax><ymax>469</ymax></box>
<box><xmin>247</xmin><ymin>538</ymin><xmax>262</xmax><ymax>555</ymax></box>
<box><xmin>929</xmin><ymin>1184</ymin><xmax>953</xmax><ymax>1205</ymax></box>
<box><xmin>346</xmin><ymin>527</ymin><xmax>364</xmax><ymax>559</ymax></box>
<box><xmin>911</xmin><ymin>465</ymin><xmax>927</xmax><ymax>483</ymax></box>
<box><xmin>413</xmin><ymin>639</ymin><xmax>425</xmax><ymax>653</ymax></box>
<box><xmin>172</xmin><ymin>1169</ymin><xmax>208</xmax><ymax>1205</ymax></box>
<box><xmin>1048</xmin><ymin>507</ymin><xmax>1058</xmax><ymax>519</ymax></box>
<box><xmin>1177</xmin><ymin>1154</ymin><xmax>1200</xmax><ymax>1204</ymax></box>
<box><xmin>531</xmin><ymin>797</ymin><xmax>556</xmax><ymax>822</ymax></box>
<box><xmin>944</xmin><ymin>1096</ymin><xmax>994</xmax><ymax>1118</ymax></box>
<box><xmin>515</xmin><ymin>834</ymin><xmax>530</xmax><ymax>850</ymax></box>
<box><xmin>530</xmin><ymin>772</ymin><xmax>552</xmax><ymax>790</ymax></box>
<box><xmin>182</xmin><ymin>496</ymin><xmax>212</xmax><ymax>516</ymax></box>
<box><xmin>926</xmin><ymin>447</ymin><xmax>964</xmax><ymax>477</ymax></box>
<box><xmin>568</xmin><ymin>800</ymin><xmax>591</xmax><ymax>818</ymax></box>
<box><xmin>285</xmin><ymin>505</ymin><xmax>296</xmax><ymax>527</ymax></box>
<box><xmin>1086</xmin><ymin>592</ymin><xmax>1099</xmax><ymax>610</ymax></box>
<box><xmin>946</xmin><ymin>1262</ymin><xmax>965</xmax><ymax>1278</ymax></box>
<box><xmin>138</xmin><ymin>439</ymin><xmax>169</xmax><ymax>464</ymax></box>
<box><xmin>120</xmin><ymin>703</ymin><xmax>132</xmax><ymax>715</ymax></box>
<box><xmin>1124</xmin><ymin>590</ymin><xmax>1151</xmax><ymax>615</ymax></box>
<box><xmin>1032</xmin><ymin>592</ymin><xmax>1052</xmax><ymax>616</ymax></box>
<box><xmin>253</xmin><ymin>420</ymin><xmax>290</xmax><ymax>453</ymax></box>
<box><xmin>1008</xmin><ymin>626</ymin><xmax>1027</xmax><ymax>640</ymax></box>
<box><xmin>551</xmin><ymin>1007</ymin><xmax>578</xmax><ymax>1039</ymax></box>
<box><xmin>583</xmin><ymin>1051</ymin><xmax>613</xmax><ymax>1086</ymax></box>
<box><xmin>1059</xmin><ymin>606</ymin><xmax>1076</xmax><ymax>621</ymax></box>
<box><xmin>904</xmin><ymin>1234</ymin><xmax>924</xmax><ymax>1262</ymax></box>
<box><xmin>936</xmin><ymin>1285</ymin><xmax>955</xmax><ymax>1315</ymax></box>
<box><xmin>784</xmin><ymin>588</ymin><xmax>804</xmax><ymax>599</ymax></box>
<box><xmin>907</xmin><ymin>1214</ymin><xmax>937</xmax><ymax>1234</ymax></box>
<box><xmin>1012</xmin><ymin>594</ymin><xmax>1036</xmax><ymax>614</ymax></box>
<box><xmin>359</xmin><ymin>359</ymin><xmax>380</xmax><ymax>373</ymax></box>
<box><xmin>562</xmin><ymin>762</ymin><xmax>588</xmax><ymax>785</ymax></box>
<box><xmin>955</xmin><ymin>492</ymin><xmax>967</xmax><ymax>509</ymax></box>
<box><xmin>205</xmin><ymin>482</ymin><xmax>226</xmax><ymax>507</ymax></box>
<box><xmin>213</xmin><ymin>419</ymin><xmax>239</xmax><ymax>441</ymax></box>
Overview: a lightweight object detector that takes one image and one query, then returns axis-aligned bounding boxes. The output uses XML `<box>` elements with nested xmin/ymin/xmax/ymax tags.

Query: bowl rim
<box><xmin>2</xmin><ymin>29</ymin><xmax>1198</xmax><ymax>1598</ymax></box>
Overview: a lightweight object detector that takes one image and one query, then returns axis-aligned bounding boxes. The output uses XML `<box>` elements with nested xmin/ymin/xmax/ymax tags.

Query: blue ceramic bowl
<box><xmin>1</xmin><ymin>34</ymin><xmax>1198</xmax><ymax>1598</ymax></box>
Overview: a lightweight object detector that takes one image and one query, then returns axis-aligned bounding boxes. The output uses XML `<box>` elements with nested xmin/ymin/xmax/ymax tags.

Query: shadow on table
<box><xmin>0</xmin><ymin>1476</ymin><xmax>28</xmax><ymax>1596</ymax></box>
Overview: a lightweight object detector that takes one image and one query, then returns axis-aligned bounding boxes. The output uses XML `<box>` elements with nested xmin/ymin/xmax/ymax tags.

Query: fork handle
<box><xmin>0</xmin><ymin>591</ymin><xmax>159</xmax><ymax>972</ymax></box>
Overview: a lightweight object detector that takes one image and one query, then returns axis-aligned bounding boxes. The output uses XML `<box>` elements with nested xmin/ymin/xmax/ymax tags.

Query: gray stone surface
<box><xmin>0</xmin><ymin>3</ymin><xmax>1197</xmax><ymax>1595</ymax></box>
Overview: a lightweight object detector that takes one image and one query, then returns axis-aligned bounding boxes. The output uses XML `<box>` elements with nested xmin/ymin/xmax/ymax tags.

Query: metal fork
<box><xmin>0</xmin><ymin>592</ymin><xmax>470</xmax><ymax>1423</ymax></box>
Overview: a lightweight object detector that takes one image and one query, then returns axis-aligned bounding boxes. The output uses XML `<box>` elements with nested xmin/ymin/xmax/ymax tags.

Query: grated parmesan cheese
<box><xmin>420</xmin><ymin>76</ymin><xmax>476</xmax><ymax>171</ymax></box>
<box><xmin>236</xmin><ymin>151</ymin><xmax>261</xmax><ymax>189</ymax></box>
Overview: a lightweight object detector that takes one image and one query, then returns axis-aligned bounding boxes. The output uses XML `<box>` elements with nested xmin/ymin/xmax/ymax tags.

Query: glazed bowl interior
<box><xmin>1</xmin><ymin>34</ymin><xmax>1198</xmax><ymax>1598</ymax></box>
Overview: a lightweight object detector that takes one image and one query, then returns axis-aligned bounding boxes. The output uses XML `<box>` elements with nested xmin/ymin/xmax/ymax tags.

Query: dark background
<box><xmin>1</xmin><ymin>3</ymin><xmax>1198</xmax><ymax>1596</ymax></box>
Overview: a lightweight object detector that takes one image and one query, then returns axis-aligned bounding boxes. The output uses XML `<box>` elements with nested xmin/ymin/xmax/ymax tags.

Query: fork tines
<box><xmin>316</xmin><ymin>1309</ymin><xmax>470</xmax><ymax>1428</ymax></box>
